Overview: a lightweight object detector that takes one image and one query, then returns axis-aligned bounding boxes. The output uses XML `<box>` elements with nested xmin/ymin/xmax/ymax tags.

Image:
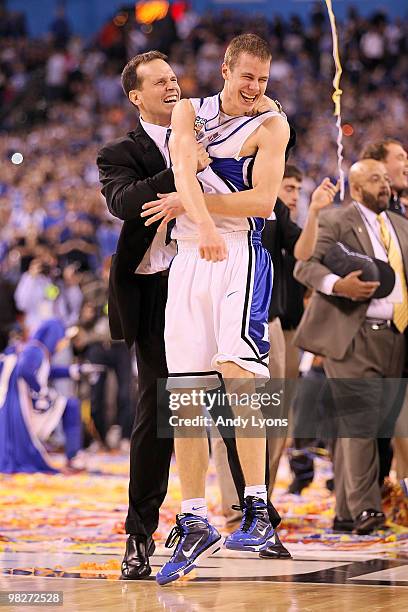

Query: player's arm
<box><xmin>205</xmin><ymin>116</ymin><xmax>290</xmax><ymax>217</ymax></box>
<box><xmin>293</xmin><ymin>178</ymin><xmax>339</xmax><ymax>261</ymax></box>
<box><xmin>141</xmin><ymin>116</ymin><xmax>288</xmax><ymax>224</ymax></box>
<box><xmin>170</xmin><ymin>100</ymin><xmax>226</xmax><ymax>262</ymax></box>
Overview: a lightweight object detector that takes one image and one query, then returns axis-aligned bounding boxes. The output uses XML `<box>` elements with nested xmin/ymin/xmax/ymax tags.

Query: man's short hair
<box><xmin>360</xmin><ymin>139</ymin><xmax>402</xmax><ymax>162</ymax></box>
<box><xmin>121</xmin><ymin>51</ymin><xmax>168</xmax><ymax>97</ymax></box>
<box><xmin>224</xmin><ymin>33</ymin><xmax>272</xmax><ymax>70</ymax></box>
<box><xmin>283</xmin><ymin>164</ymin><xmax>303</xmax><ymax>182</ymax></box>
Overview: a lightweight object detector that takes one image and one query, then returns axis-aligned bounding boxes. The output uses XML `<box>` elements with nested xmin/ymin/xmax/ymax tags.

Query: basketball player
<box><xmin>155</xmin><ymin>34</ymin><xmax>290</xmax><ymax>586</ymax></box>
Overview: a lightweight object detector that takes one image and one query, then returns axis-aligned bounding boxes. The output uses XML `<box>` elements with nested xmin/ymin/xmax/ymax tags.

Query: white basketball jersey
<box><xmin>172</xmin><ymin>93</ymin><xmax>287</xmax><ymax>240</ymax></box>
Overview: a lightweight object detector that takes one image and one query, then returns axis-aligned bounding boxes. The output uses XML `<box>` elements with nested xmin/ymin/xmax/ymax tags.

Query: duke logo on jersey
<box><xmin>194</xmin><ymin>116</ymin><xmax>206</xmax><ymax>137</ymax></box>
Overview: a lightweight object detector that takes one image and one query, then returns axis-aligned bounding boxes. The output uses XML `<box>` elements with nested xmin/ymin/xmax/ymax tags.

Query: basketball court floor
<box><xmin>1</xmin><ymin>453</ymin><xmax>408</xmax><ymax>610</ymax></box>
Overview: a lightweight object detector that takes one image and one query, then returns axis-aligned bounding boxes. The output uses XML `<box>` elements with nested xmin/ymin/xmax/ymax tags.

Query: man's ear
<box><xmin>221</xmin><ymin>62</ymin><xmax>229</xmax><ymax>82</ymax></box>
<box><xmin>128</xmin><ymin>89</ymin><xmax>141</xmax><ymax>108</ymax></box>
<box><xmin>349</xmin><ymin>183</ymin><xmax>361</xmax><ymax>201</ymax></box>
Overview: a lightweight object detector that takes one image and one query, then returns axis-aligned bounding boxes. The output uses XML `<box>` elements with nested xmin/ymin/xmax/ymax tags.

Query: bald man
<box><xmin>293</xmin><ymin>159</ymin><xmax>408</xmax><ymax>535</ymax></box>
<box><xmin>361</xmin><ymin>139</ymin><xmax>408</xmax><ymax>217</ymax></box>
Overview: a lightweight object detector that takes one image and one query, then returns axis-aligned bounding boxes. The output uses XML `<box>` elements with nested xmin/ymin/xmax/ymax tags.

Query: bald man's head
<box><xmin>349</xmin><ymin>159</ymin><xmax>391</xmax><ymax>213</ymax></box>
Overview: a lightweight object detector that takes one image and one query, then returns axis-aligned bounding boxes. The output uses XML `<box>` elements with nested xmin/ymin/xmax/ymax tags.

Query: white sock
<box><xmin>244</xmin><ymin>485</ymin><xmax>267</xmax><ymax>503</ymax></box>
<box><xmin>181</xmin><ymin>498</ymin><xmax>207</xmax><ymax>518</ymax></box>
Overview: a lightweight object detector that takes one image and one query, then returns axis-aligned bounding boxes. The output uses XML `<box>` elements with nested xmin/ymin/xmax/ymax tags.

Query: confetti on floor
<box><xmin>1</xmin><ymin>450</ymin><xmax>408</xmax><ymax>580</ymax></box>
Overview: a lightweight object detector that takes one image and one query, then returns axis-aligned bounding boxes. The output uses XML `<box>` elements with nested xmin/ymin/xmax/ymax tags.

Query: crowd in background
<box><xmin>0</xmin><ymin>1</ymin><xmax>407</xmax><ymax>452</ymax></box>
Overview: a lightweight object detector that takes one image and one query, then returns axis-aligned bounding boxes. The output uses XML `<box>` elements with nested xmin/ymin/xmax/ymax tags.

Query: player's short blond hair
<box><xmin>224</xmin><ymin>33</ymin><xmax>272</xmax><ymax>70</ymax></box>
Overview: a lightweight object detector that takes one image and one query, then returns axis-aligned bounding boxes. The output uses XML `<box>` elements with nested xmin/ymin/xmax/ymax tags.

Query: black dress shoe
<box><xmin>287</xmin><ymin>476</ymin><xmax>313</xmax><ymax>495</ymax></box>
<box><xmin>259</xmin><ymin>530</ymin><xmax>292</xmax><ymax>559</ymax></box>
<box><xmin>353</xmin><ymin>509</ymin><xmax>385</xmax><ymax>535</ymax></box>
<box><xmin>332</xmin><ymin>516</ymin><xmax>354</xmax><ymax>532</ymax></box>
<box><xmin>120</xmin><ymin>534</ymin><xmax>155</xmax><ymax>580</ymax></box>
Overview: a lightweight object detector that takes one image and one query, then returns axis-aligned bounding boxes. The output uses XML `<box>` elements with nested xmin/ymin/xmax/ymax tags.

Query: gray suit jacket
<box><xmin>293</xmin><ymin>203</ymin><xmax>408</xmax><ymax>360</ymax></box>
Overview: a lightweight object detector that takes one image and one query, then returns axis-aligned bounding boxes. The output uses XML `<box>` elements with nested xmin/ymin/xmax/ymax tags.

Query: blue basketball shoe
<box><xmin>156</xmin><ymin>514</ymin><xmax>222</xmax><ymax>586</ymax></box>
<box><xmin>224</xmin><ymin>496</ymin><xmax>275</xmax><ymax>552</ymax></box>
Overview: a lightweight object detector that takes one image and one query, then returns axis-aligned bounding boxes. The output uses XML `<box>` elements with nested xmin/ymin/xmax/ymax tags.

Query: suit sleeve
<box><xmin>294</xmin><ymin>210</ymin><xmax>340</xmax><ymax>290</ymax></box>
<box><xmin>97</xmin><ymin>143</ymin><xmax>176</xmax><ymax>222</ymax></box>
<box><xmin>275</xmin><ymin>199</ymin><xmax>301</xmax><ymax>255</ymax></box>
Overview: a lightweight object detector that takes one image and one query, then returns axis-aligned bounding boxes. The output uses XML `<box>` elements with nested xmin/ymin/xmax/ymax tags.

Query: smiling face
<box><xmin>129</xmin><ymin>59</ymin><xmax>181</xmax><ymax>126</ymax></box>
<box><xmin>384</xmin><ymin>142</ymin><xmax>408</xmax><ymax>193</ymax></box>
<box><xmin>221</xmin><ymin>52</ymin><xmax>271</xmax><ymax>116</ymax></box>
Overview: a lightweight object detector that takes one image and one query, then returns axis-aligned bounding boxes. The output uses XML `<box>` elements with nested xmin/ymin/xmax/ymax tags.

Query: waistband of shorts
<box><xmin>176</xmin><ymin>230</ymin><xmax>262</xmax><ymax>251</ymax></box>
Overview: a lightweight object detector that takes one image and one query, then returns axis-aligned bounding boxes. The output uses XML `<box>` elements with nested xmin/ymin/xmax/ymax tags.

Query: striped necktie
<box><xmin>164</xmin><ymin>128</ymin><xmax>175</xmax><ymax>244</ymax></box>
<box><xmin>376</xmin><ymin>214</ymin><xmax>408</xmax><ymax>332</ymax></box>
<box><xmin>165</xmin><ymin>128</ymin><xmax>171</xmax><ymax>167</ymax></box>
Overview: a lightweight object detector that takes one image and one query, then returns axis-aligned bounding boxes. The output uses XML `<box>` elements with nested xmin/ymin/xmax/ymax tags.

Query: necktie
<box><xmin>164</xmin><ymin>128</ymin><xmax>175</xmax><ymax>244</ymax></box>
<box><xmin>165</xmin><ymin>128</ymin><xmax>171</xmax><ymax>167</ymax></box>
<box><xmin>377</xmin><ymin>214</ymin><xmax>408</xmax><ymax>332</ymax></box>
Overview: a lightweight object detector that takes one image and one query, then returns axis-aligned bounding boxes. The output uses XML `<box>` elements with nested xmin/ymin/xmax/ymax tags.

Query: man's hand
<box><xmin>141</xmin><ymin>192</ymin><xmax>185</xmax><ymax>232</ymax></box>
<box><xmin>333</xmin><ymin>270</ymin><xmax>379</xmax><ymax>301</ymax></box>
<box><xmin>309</xmin><ymin>178</ymin><xmax>339</xmax><ymax>213</ymax></box>
<box><xmin>197</xmin><ymin>143</ymin><xmax>211</xmax><ymax>172</ymax></box>
<box><xmin>197</xmin><ymin>221</ymin><xmax>227</xmax><ymax>262</ymax></box>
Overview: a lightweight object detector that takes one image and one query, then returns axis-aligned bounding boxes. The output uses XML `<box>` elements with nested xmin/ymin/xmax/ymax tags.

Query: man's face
<box><xmin>129</xmin><ymin>59</ymin><xmax>181</xmax><ymax>124</ymax></box>
<box><xmin>355</xmin><ymin>161</ymin><xmax>392</xmax><ymax>213</ymax></box>
<box><xmin>222</xmin><ymin>52</ymin><xmax>270</xmax><ymax>115</ymax></box>
<box><xmin>278</xmin><ymin>177</ymin><xmax>302</xmax><ymax>220</ymax></box>
<box><xmin>384</xmin><ymin>143</ymin><xmax>408</xmax><ymax>193</ymax></box>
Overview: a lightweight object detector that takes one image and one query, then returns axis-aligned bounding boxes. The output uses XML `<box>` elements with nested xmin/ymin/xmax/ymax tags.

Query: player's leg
<box><xmin>220</xmin><ymin>361</ymin><xmax>275</xmax><ymax>552</ymax></box>
<box><xmin>157</xmin><ymin>248</ymin><xmax>222</xmax><ymax>585</ymax></box>
<box><xmin>213</xmin><ymin>234</ymin><xmax>283</xmax><ymax>553</ymax></box>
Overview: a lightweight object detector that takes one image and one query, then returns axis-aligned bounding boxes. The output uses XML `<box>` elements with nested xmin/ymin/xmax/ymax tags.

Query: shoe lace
<box><xmin>165</xmin><ymin>523</ymin><xmax>184</xmax><ymax>549</ymax></box>
<box><xmin>231</xmin><ymin>502</ymin><xmax>257</xmax><ymax>533</ymax></box>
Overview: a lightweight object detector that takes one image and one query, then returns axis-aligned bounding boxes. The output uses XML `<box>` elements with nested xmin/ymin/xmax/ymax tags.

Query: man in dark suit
<box><xmin>294</xmin><ymin>158</ymin><xmax>408</xmax><ymax>534</ymax></box>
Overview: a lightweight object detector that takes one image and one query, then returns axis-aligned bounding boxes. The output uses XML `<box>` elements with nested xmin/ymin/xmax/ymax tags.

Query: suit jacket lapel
<box><xmin>387</xmin><ymin>212</ymin><xmax>408</xmax><ymax>283</ymax></box>
<box><xmin>129</xmin><ymin>122</ymin><xmax>167</xmax><ymax>175</ymax></box>
<box><xmin>346</xmin><ymin>203</ymin><xmax>375</xmax><ymax>257</ymax></box>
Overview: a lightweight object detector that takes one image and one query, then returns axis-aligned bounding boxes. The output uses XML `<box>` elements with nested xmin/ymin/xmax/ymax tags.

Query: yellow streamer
<box><xmin>324</xmin><ymin>0</ymin><xmax>345</xmax><ymax>200</ymax></box>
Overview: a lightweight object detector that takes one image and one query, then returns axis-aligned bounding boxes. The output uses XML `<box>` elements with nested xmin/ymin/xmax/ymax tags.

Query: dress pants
<box><xmin>324</xmin><ymin>322</ymin><xmax>405</xmax><ymax>520</ymax></box>
<box><xmin>125</xmin><ymin>274</ymin><xmax>173</xmax><ymax>536</ymax></box>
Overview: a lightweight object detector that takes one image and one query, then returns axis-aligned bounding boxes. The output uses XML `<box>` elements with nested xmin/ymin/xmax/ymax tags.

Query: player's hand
<box><xmin>197</xmin><ymin>221</ymin><xmax>227</xmax><ymax>262</ymax></box>
<box><xmin>246</xmin><ymin>95</ymin><xmax>279</xmax><ymax>116</ymax></box>
<box><xmin>309</xmin><ymin>178</ymin><xmax>339</xmax><ymax>213</ymax></box>
<box><xmin>69</xmin><ymin>363</ymin><xmax>105</xmax><ymax>384</ymax></box>
<box><xmin>333</xmin><ymin>270</ymin><xmax>379</xmax><ymax>301</ymax></box>
<box><xmin>32</xmin><ymin>387</ymin><xmax>58</xmax><ymax>412</ymax></box>
<box><xmin>197</xmin><ymin>143</ymin><xmax>211</xmax><ymax>172</ymax></box>
<box><xmin>141</xmin><ymin>192</ymin><xmax>185</xmax><ymax>232</ymax></box>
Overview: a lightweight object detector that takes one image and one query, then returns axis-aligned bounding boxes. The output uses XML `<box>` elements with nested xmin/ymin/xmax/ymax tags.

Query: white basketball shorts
<box><xmin>165</xmin><ymin>231</ymin><xmax>273</xmax><ymax>389</ymax></box>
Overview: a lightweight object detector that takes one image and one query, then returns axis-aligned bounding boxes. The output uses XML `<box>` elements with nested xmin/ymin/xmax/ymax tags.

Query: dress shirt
<box><xmin>319</xmin><ymin>201</ymin><xmax>403</xmax><ymax>320</ymax></box>
<box><xmin>135</xmin><ymin>119</ymin><xmax>176</xmax><ymax>274</ymax></box>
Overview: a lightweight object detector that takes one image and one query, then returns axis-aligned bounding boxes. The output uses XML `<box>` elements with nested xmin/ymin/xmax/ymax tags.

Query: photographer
<box><xmin>72</xmin><ymin>300</ymin><xmax>133</xmax><ymax>449</ymax></box>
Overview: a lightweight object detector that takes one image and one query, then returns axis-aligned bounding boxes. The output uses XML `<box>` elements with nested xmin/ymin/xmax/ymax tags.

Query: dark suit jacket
<box><xmin>97</xmin><ymin>122</ymin><xmax>176</xmax><ymax>347</ymax></box>
<box><xmin>293</xmin><ymin>203</ymin><xmax>408</xmax><ymax>360</ymax></box>
<box><xmin>262</xmin><ymin>199</ymin><xmax>304</xmax><ymax>326</ymax></box>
